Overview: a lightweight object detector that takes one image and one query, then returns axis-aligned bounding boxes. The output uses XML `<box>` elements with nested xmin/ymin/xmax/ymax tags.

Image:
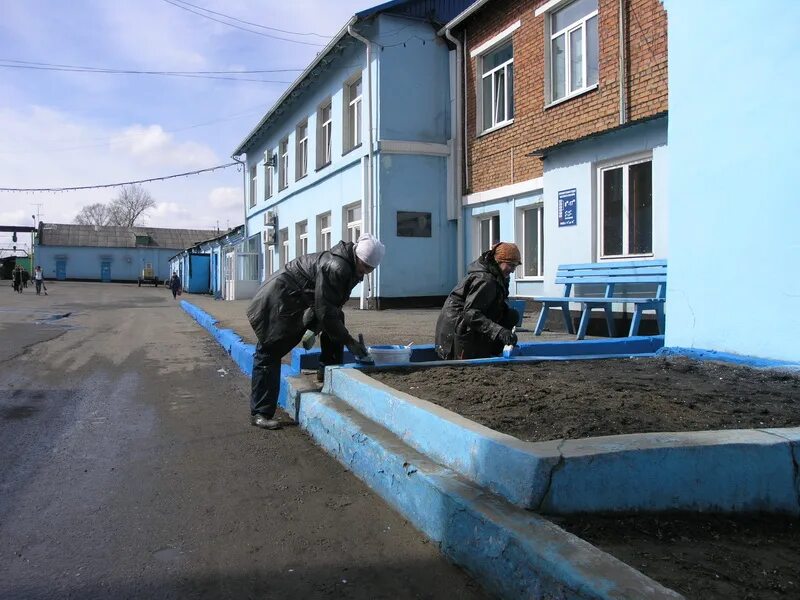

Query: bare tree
<box><xmin>73</xmin><ymin>202</ymin><xmax>111</xmax><ymax>226</ymax></box>
<box><xmin>107</xmin><ymin>184</ymin><xmax>156</xmax><ymax>227</ymax></box>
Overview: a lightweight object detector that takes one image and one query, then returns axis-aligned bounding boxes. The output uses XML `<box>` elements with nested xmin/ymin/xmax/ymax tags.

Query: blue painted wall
<box><xmin>35</xmin><ymin>245</ymin><xmax>177</xmax><ymax>282</ymax></box>
<box><xmin>663</xmin><ymin>0</ymin><xmax>800</xmax><ymax>362</ymax></box>
<box><xmin>241</xmin><ymin>14</ymin><xmax>457</xmax><ymax>301</ymax></box>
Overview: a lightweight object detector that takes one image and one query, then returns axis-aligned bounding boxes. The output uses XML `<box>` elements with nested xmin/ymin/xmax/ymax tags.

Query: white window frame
<box><xmin>343</xmin><ymin>202</ymin><xmax>362</xmax><ymax>244</ymax></box>
<box><xmin>472</xmin><ymin>21</ymin><xmax>519</xmax><ymax>135</ymax></box>
<box><xmin>278</xmin><ymin>137</ymin><xmax>289</xmax><ymax>190</ymax></box>
<box><xmin>266</xmin><ymin>245</ymin><xmax>275</xmax><ymax>277</ymax></box>
<box><xmin>296</xmin><ymin>220</ymin><xmax>308</xmax><ymax>257</ymax></box>
<box><xmin>249</xmin><ymin>163</ymin><xmax>257</xmax><ymax>208</ymax></box>
<box><xmin>295</xmin><ymin>120</ymin><xmax>308</xmax><ymax>179</ymax></box>
<box><xmin>476</xmin><ymin>213</ymin><xmax>501</xmax><ymax>253</ymax></box>
<box><xmin>278</xmin><ymin>227</ymin><xmax>289</xmax><ymax>268</ymax></box>
<box><xmin>343</xmin><ymin>76</ymin><xmax>362</xmax><ymax>152</ymax></box>
<box><xmin>518</xmin><ymin>203</ymin><xmax>544</xmax><ymax>279</ymax></box>
<box><xmin>317</xmin><ymin>100</ymin><xmax>332</xmax><ymax>168</ymax></box>
<box><xmin>597</xmin><ymin>153</ymin><xmax>654</xmax><ymax>259</ymax></box>
<box><xmin>478</xmin><ymin>45</ymin><xmax>514</xmax><ymax>133</ymax></box>
<box><xmin>544</xmin><ymin>0</ymin><xmax>599</xmax><ymax>106</ymax></box>
<box><xmin>317</xmin><ymin>212</ymin><xmax>332</xmax><ymax>251</ymax></box>
<box><xmin>264</xmin><ymin>150</ymin><xmax>273</xmax><ymax>200</ymax></box>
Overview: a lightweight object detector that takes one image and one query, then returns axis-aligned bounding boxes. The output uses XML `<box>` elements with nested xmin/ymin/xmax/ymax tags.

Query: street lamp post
<box><xmin>31</xmin><ymin>215</ymin><xmax>36</xmax><ymax>272</ymax></box>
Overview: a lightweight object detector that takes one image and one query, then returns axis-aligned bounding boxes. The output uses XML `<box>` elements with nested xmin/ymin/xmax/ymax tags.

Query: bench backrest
<box><xmin>555</xmin><ymin>260</ymin><xmax>667</xmax><ymax>299</ymax></box>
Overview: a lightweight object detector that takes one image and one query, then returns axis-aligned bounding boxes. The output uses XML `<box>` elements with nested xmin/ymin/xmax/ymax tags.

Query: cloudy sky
<box><xmin>0</xmin><ymin>0</ymin><xmax>373</xmax><ymax>253</ymax></box>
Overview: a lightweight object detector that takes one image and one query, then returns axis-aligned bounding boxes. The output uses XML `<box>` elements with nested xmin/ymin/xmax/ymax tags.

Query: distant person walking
<box><xmin>34</xmin><ymin>265</ymin><xmax>44</xmax><ymax>295</ymax></box>
<box><xmin>169</xmin><ymin>272</ymin><xmax>182</xmax><ymax>299</ymax></box>
<box><xmin>12</xmin><ymin>266</ymin><xmax>22</xmax><ymax>293</ymax></box>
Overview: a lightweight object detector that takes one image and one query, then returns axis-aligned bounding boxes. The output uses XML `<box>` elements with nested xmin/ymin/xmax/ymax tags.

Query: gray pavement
<box><xmin>0</xmin><ymin>281</ymin><xmax>486</xmax><ymax>599</ymax></box>
<box><xmin>186</xmin><ymin>292</ymin><xmax>580</xmax><ymax>348</ymax></box>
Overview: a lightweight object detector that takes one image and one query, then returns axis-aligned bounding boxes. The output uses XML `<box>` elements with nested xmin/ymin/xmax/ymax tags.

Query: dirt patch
<box><xmin>549</xmin><ymin>513</ymin><xmax>800</xmax><ymax>600</ymax></box>
<box><xmin>370</xmin><ymin>356</ymin><xmax>800</xmax><ymax>442</ymax></box>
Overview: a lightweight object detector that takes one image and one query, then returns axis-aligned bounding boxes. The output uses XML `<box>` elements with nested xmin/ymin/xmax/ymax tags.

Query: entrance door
<box><xmin>56</xmin><ymin>260</ymin><xmax>66</xmax><ymax>280</ymax></box>
<box><xmin>101</xmin><ymin>261</ymin><xmax>111</xmax><ymax>282</ymax></box>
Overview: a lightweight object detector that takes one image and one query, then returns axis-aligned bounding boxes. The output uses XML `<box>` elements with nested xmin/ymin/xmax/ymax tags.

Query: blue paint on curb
<box><xmin>180</xmin><ymin>300</ymin><xmax>256</xmax><ymax>377</ymax></box>
<box><xmin>658</xmin><ymin>346</ymin><xmax>800</xmax><ymax>370</ymax></box>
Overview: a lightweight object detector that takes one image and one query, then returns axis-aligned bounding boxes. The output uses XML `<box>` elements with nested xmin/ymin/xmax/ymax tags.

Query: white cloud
<box><xmin>209</xmin><ymin>187</ymin><xmax>242</xmax><ymax>210</ymax></box>
<box><xmin>110</xmin><ymin>125</ymin><xmax>218</xmax><ymax>169</ymax></box>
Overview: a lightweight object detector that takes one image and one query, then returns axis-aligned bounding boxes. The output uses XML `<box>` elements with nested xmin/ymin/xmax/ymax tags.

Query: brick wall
<box><xmin>460</xmin><ymin>0</ymin><xmax>668</xmax><ymax>194</ymax></box>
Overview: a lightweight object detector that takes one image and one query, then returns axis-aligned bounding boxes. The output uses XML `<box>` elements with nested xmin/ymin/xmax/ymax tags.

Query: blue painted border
<box><xmin>658</xmin><ymin>346</ymin><xmax>800</xmax><ymax>370</ymax></box>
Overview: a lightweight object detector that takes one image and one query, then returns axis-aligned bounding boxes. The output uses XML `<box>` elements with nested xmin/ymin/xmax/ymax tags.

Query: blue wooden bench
<box><xmin>533</xmin><ymin>260</ymin><xmax>667</xmax><ymax>340</ymax></box>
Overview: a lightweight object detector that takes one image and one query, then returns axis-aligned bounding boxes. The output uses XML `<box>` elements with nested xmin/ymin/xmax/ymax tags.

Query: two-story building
<box><xmin>441</xmin><ymin>0</ymin><xmax>668</xmax><ymax>299</ymax></box>
<box><xmin>232</xmin><ymin>0</ymin><xmax>474</xmax><ymax>307</ymax></box>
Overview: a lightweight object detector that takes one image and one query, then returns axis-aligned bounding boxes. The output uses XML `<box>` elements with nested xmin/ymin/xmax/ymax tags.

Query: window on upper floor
<box><xmin>521</xmin><ymin>205</ymin><xmax>544</xmax><ymax>278</ymax></box>
<box><xmin>547</xmin><ymin>0</ymin><xmax>599</xmax><ymax>104</ymax></box>
<box><xmin>317</xmin><ymin>100</ymin><xmax>332</xmax><ymax>168</ymax></box>
<box><xmin>296</xmin><ymin>220</ymin><xmax>308</xmax><ymax>257</ymax></box>
<box><xmin>279</xmin><ymin>137</ymin><xmax>289</xmax><ymax>190</ymax></box>
<box><xmin>296</xmin><ymin>121</ymin><xmax>308</xmax><ymax>180</ymax></box>
<box><xmin>343</xmin><ymin>203</ymin><xmax>362</xmax><ymax>243</ymax></box>
<box><xmin>599</xmin><ymin>157</ymin><xmax>653</xmax><ymax>258</ymax></box>
<box><xmin>480</xmin><ymin>41</ymin><xmax>514</xmax><ymax>132</ymax></box>
<box><xmin>264</xmin><ymin>150</ymin><xmax>274</xmax><ymax>200</ymax></box>
<box><xmin>249</xmin><ymin>163</ymin><xmax>257</xmax><ymax>208</ymax></box>
<box><xmin>317</xmin><ymin>212</ymin><xmax>332</xmax><ymax>251</ymax></box>
<box><xmin>343</xmin><ymin>76</ymin><xmax>362</xmax><ymax>152</ymax></box>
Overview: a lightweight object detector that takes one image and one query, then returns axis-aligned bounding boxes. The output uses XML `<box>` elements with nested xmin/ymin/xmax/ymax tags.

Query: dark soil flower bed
<box><xmin>371</xmin><ymin>357</ymin><xmax>800</xmax><ymax>599</ymax></box>
<box><xmin>369</xmin><ymin>356</ymin><xmax>800</xmax><ymax>442</ymax></box>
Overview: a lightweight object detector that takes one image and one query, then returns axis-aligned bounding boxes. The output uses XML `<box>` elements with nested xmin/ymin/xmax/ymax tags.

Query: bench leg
<box><xmin>629</xmin><ymin>306</ymin><xmax>643</xmax><ymax>337</ymax></box>
<box><xmin>577</xmin><ymin>304</ymin><xmax>591</xmax><ymax>340</ymax></box>
<box><xmin>655</xmin><ymin>304</ymin><xmax>665</xmax><ymax>334</ymax></box>
<box><xmin>604</xmin><ymin>305</ymin><xmax>616</xmax><ymax>337</ymax></box>
<box><xmin>534</xmin><ymin>303</ymin><xmax>549</xmax><ymax>335</ymax></box>
<box><xmin>561</xmin><ymin>302</ymin><xmax>574</xmax><ymax>334</ymax></box>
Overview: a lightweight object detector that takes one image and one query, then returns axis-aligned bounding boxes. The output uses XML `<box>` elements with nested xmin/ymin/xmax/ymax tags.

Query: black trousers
<box><xmin>250</xmin><ymin>329</ymin><xmax>344</xmax><ymax>418</ymax></box>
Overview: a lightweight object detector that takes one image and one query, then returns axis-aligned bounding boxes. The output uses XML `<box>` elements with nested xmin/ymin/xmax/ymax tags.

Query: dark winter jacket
<box><xmin>169</xmin><ymin>275</ymin><xmax>181</xmax><ymax>292</ymax></box>
<box><xmin>246</xmin><ymin>241</ymin><xmax>362</xmax><ymax>353</ymax></box>
<box><xmin>434</xmin><ymin>251</ymin><xmax>518</xmax><ymax>360</ymax></box>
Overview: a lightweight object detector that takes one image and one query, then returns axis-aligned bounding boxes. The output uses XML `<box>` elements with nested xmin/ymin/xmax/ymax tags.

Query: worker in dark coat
<box><xmin>435</xmin><ymin>242</ymin><xmax>521</xmax><ymax>360</ymax></box>
<box><xmin>246</xmin><ymin>233</ymin><xmax>385</xmax><ymax>430</ymax></box>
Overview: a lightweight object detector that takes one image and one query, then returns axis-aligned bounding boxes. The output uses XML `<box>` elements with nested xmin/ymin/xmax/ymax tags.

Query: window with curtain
<box><xmin>549</xmin><ymin>0</ymin><xmax>598</xmax><ymax>103</ymax></box>
<box><xmin>481</xmin><ymin>41</ymin><xmax>514</xmax><ymax>131</ymax></box>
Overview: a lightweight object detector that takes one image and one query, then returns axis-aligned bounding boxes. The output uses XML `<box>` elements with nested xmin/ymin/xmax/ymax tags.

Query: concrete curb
<box><xmin>283</xmin><ymin>381</ymin><xmax>683</xmax><ymax>600</ymax></box>
<box><xmin>326</xmin><ymin>367</ymin><xmax>800</xmax><ymax>515</ymax></box>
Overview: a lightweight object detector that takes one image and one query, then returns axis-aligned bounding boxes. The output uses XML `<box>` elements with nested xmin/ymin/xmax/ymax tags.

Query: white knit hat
<box><xmin>354</xmin><ymin>233</ymin><xmax>385</xmax><ymax>268</ymax></box>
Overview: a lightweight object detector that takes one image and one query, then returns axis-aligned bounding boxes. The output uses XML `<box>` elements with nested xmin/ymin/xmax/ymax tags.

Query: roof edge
<box><xmin>438</xmin><ymin>0</ymin><xmax>490</xmax><ymax>35</ymax></box>
<box><xmin>231</xmin><ymin>16</ymin><xmax>358</xmax><ymax>157</ymax></box>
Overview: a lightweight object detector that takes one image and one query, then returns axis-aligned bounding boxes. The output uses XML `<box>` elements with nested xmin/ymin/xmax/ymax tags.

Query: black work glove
<box><xmin>346</xmin><ymin>337</ymin><xmax>370</xmax><ymax>360</ymax></box>
<box><xmin>498</xmin><ymin>328</ymin><xmax>518</xmax><ymax>347</ymax></box>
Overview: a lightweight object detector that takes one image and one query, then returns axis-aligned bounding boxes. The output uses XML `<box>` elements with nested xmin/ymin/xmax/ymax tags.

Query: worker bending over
<box><xmin>246</xmin><ymin>233</ymin><xmax>385</xmax><ymax>430</ymax></box>
<box><xmin>435</xmin><ymin>242</ymin><xmax>521</xmax><ymax>360</ymax></box>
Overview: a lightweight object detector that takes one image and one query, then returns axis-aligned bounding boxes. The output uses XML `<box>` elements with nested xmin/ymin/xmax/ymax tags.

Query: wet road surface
<box><xmin>0</xmin><ymin>282</ymin><xmax>486</xmax><ymax>599</ymax></box>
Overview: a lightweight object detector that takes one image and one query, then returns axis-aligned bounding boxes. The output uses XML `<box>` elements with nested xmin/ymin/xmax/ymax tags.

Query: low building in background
<box><xmin>35</xmin><ymin>223</ymin><xmax>218</xmax><ymax>284</ymax></box>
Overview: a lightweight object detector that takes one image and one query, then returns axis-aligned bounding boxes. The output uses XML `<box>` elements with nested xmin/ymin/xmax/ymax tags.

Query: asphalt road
<box><xmin>0</xmin><ymin>281</ymin><xmax>486</xmax><ymax>600</ymax></box>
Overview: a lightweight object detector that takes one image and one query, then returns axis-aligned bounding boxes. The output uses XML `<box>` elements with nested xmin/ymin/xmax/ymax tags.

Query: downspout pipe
<box><xmin>618</xmin><ymin>0</ymin><xmax>628</xmax><ymax>125</ymax></box>
<box><xmin>348</xmin><ymin>24</ymin><xmax>375</xmax><ymax>309</ymax></box>
<box><xmin>443</xmin><ymin>26</ymin><xmax>465</xmax><ymax>280</ymax></box>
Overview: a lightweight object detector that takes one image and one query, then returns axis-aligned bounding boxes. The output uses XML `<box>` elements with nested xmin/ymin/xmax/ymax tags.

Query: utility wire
<box><xmin>165</xmin><ymin>0</ymin><xmax>332</xmax><ymax>38</ymax></box>
<box><xmin>0</xmin><ymin>58</ymin><xmax>304</xmax><ymax>74</ymax></box>
<box><xmin>160</xmin><ymin>0</ymin><xmax>326</xmax><ymax>46</ymax></box>
<box><xmin>0</xmin><ymin>163</ymin><xmax>238</xmax><ymax>193</ymax></box>
<box><xmin>0</xmin><ymin>62</ymin><xmax>292</xmax><ymax>83</ymax></box>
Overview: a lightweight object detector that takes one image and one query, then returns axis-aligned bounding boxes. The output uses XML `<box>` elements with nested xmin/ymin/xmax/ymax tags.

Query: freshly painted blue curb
<box><xmin>180</xmin><ymin>300</ymin><xmax>256</xmax><ymax>377</ymax></box>
<box><xmin>326</xmin><ymin>367</ymin><xmax>800</xmax><ymax>515</ymax></box>
<box><xmin>658</xmin><ymin>346</ymin><xmax>800</xmax><ymax>370</ymax></box>
<box><xmin>292</xmin><ymin>336</ymin><xmax>665</xmax><ymax>371</ymax></box>
<box><xmin>282</xmin><ymin>381</ymin><xmax>682</xmax><ymax>600</ymax></box>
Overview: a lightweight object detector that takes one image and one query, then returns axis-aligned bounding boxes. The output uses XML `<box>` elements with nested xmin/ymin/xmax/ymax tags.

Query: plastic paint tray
<box><xmin>368</xmin><ymin>345</ymin><xmax>412</xmax><ymax>366</ymax></box>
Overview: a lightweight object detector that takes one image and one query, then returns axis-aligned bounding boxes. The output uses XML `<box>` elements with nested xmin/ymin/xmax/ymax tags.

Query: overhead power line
<box><xmin>166</xmin><ymin>0</ymin><xmax>332</xmax><ymax>38</ymax></box>
<box><xmin>0</xmin><ymin>60</ymin><xmax>294</xmax><ymax>83</ymax></box>
<box><xmin>160</xmin><ymin>0</ymin><xmax>327</xmax><ymax>46</ymax></box>
<box><xmin>0</xmin><ymin>58</ymin><xmax>304</xmax><ymax>75</ymax></box>
<box><xmin>0</xmin><ymin>163</ymin><xmax>238</xmax><ymax>193</ymax></box>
